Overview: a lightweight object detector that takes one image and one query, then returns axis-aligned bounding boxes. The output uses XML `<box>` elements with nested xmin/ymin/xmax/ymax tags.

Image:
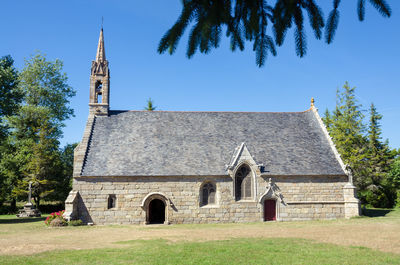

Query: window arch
<box><xmin>95</xmin><ymin>81</ymin><xmax>103</xmax><ymax>103</ymax></box>
<box><xmin>235</xmin><ymin>164</ymin><xmax>252</xmax><ymax>201</ymax></box>
<box><xmin>201</xmin><ymin>182</ymin><xmax>216</xmax><ymax>206</ymax></box>
<box><xmin>107</xmin><ymin>194</ymin><xmax>116</xmax><ymax>209</ymax></box>
<box><xmin>141</xmin><ymin>192</ymin><xmax>170</xmax><ymax>225</ymax></box>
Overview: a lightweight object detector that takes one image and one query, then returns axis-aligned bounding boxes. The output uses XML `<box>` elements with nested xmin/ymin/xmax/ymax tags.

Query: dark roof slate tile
<box><xmin>81</xmin><ymin>110</ymin><xmax>345</xmax><ymax>176</ymax></box>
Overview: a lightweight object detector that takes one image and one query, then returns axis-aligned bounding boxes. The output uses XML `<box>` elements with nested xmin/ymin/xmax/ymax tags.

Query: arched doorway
<box><xmin>148</xmin><ymin>199</ymin><xmax>165</xmax><ymax>224</ymax></box>
<box><xmin>264</xmin><ymin>199</ymin><xmax>276</xmax><ymax>221</ymax></box>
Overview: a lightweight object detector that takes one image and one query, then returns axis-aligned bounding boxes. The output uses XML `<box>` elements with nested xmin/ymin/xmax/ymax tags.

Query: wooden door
<box><xmin>264</xmin><ymin>199</ymin><xmax>276</xmax><ymax>221</ymax></box>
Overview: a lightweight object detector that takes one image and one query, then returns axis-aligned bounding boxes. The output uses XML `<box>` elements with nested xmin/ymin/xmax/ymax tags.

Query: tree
<box><xmin>0</xmin><ymin>55</ymin><xmax>22</xmax><ymax>139</ymax></box>
<box><xmin>144</xmin><ymin>98</ymin><xmax>156</xmax><ymax>111</ymax></box>
<box><xmin>323</xmin><ymin>108</ymin><xmax>332</xmax><ymax>128</ymax></box>
<box><xmin>0</xmin><ymin>55</ymin><xmax>22</xmax><ymax>208</ymax></box>
<box><xmin>323</xmin><ymin>83</ymin><xmax>398</xmax><ymax>208</ymax></box>
<box><xmin>367</xmin><ymin>103</ymin><xmax>393</xmax><ymax>184</ymax></box>
<box><xmin>50</xmin><ymin>143</ymin><xmax>78</xmax><ymax>202</ymax></box>
<box><xmin>18</xmin><ymin>53</ymin><xmax>75</xmax><ymax>130</ymax></box>
<box><xmin>363</xmin><ymin>103</ymin><xmax>394</xmax><ymax>207</ymax></box>
<box><xmin>323</xmin><ymin>82</ymin><xmax>367</xmax><ymax>191</ymax></box>
<box><xmin>158</xmin><ymin>0</ymin><xmax>391</xmax><ymax>67</ymax></box>
<box><xmin>388</xmin><ymin>156</ymin><xmax>400</xmax><ymax>207</ymax></box>
<box><xmin>12</xmin><ymin>113</ymin><xmax>61</xmax><ymax>208</ymax></box>
<box><xmin>4</xmin><ymin>53</ymin><xmax>75</xmax><ymax>208</ymax></box>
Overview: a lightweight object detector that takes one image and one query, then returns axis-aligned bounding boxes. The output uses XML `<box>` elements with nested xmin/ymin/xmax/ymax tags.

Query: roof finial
<box><xmin>311</xmin><ymin>97</ymin><xmax>315</xmax><ymax>108</ymax></box>
<box><xmin>101</xmin><ymin>16</ymin><xmax>104</xmax><ymax>30</ymax></box>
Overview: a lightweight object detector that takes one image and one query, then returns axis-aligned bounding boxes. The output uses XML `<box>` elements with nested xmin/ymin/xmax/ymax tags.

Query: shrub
<box><xmin>396</xmin><ymin>190</ymin><xmax>400</xmax><ymax>208</ymax></box>
<box><xmin>50</xmin><ymin>218</ymin><xmax>67</xmax><ymax>227</ymax></box>
<box><xmin>68</xmin><ymin>219</ymin><xmax>83</xmax><ymax>226</ymax></box>
<box><xmin>45</xmin><ymin>210</ymin><xmax>65</xmax><ymax>226</ymax></box>
<box><xmin>0</xmin><ymin>204</ymin><xmax>19</xmax><ymax>215</ymax></box>
<box><xmin>365</xmin><ymin>188</ymin><xmax>390</xmax><ymax>208</ymax></box>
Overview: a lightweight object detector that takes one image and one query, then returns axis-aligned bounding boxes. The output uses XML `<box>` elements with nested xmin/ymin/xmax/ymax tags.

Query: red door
<box><xmin>264</xmin><ymin>199</ymin><xmax>276</xmax><ymax>221</ymax></box>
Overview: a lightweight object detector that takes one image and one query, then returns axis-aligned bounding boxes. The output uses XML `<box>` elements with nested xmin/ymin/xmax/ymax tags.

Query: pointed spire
<box><xmin>96</xmin><ymin>28</ymin><xmax>106</xmax><ymax>62</ymax></box>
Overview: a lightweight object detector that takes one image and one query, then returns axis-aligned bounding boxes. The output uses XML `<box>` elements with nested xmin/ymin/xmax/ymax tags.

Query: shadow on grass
<box><xmin>0</xmin><ymin>216</ymin><xmax>46</xmax><ymax>224</ymax></box>
<box><xmin>362</xmin><ymin>208</ymin><xmax>392</xmax><ymax>217</ymax></box>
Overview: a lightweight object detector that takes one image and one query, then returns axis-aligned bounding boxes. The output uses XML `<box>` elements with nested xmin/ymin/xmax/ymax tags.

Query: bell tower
<box><xmin>89</xmin><ymin>27</ymin><xmax>110</xmax><ymax>115</ymax></box>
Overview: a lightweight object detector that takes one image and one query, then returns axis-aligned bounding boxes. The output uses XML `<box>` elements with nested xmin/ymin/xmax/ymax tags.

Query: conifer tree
<box><xmin>364</xmin><ymin>103</ymin><xmax>394</xmax><ymax>207</ymax></box>
<box><xmin>323</xmin><ymin>109</ymin><xmax>332</xmax><ymax>129</ymax></box>
<box><xmin>144</xmin><ymin>98</ymin><xmax>156</xmax><ymax>111</ymax></box>
<box><xmin>388</xmin><ymin>155</ymin><xmax>400</xmax><ymax>207</ymax></box>
<box><xmin>322</xmin><ymin>82</ymin><xmax>367</xmax><ymax>190</ymax></box>
<box><xmin>323</xmin><ymin>84</ymin><xmax>398</xmax><ymax>207</ymax></box>
<box><xmin>367</xmin><ymin>103</ymin><xmax>393</xmax><ymax>183</ymax></box>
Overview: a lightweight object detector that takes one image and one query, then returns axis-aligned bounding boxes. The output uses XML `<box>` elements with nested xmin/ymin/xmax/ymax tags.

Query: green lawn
<box><xmin>0</xmin><ymin>238</ymin><xmax>399</xmax><ymax>265</ymax></box>
<box><xmin>0</xmin><ymin>209</ymin><xmax>400</xmax><ymax>264</ymax></box>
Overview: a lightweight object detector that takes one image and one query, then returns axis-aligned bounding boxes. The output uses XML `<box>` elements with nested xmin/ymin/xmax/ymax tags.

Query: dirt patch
<box><xmin>1</xmin><ymin>217</ymin><xmax>399</xmax><ymax>255</ymax></box>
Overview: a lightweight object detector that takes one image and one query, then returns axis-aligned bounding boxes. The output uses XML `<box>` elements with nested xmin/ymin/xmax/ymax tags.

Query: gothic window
<box><xmin>235</xmin><ymin>165</ymin><xmax>252</xmax><ymax>201</ymax></box>
<box><xmin>107</xmin><ymin>194</ymin><xmax>116</xmax><ymax>209</ymax></box>
<box><xmin>201</xmin><ymin>182</ymin><xmax>216</xmax><ymax>206</ymax></box>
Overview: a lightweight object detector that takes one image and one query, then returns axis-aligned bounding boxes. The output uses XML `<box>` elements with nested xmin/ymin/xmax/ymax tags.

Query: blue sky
<box><xmin>1</xmin><ymin>1</ymin><xmax>399</xmax><ymax>149</ymax></box>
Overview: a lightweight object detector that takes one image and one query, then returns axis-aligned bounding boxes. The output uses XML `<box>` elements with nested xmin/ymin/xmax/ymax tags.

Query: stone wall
<box><xmin>70</xmin><ymin>174</ymin><xmax>350</xmax><ymax>225</ymax></box>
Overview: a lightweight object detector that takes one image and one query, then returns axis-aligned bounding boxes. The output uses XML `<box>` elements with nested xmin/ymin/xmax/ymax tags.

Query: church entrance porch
<box><xmin>264</xmin><ymin>199</ymin><xmax>276</xmax><ymax>221</ymax></box>
<box><xmin>148</xmin><ymin>199</ymin><xmax>166</xmax><ymax>224</ymax></box>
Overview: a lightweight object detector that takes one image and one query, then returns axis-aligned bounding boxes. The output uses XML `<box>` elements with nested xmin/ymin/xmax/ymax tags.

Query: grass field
<box><xmin>1</xmin><ymin>209</ymin><xmax>400</xmax><ymax>264</ymax></box>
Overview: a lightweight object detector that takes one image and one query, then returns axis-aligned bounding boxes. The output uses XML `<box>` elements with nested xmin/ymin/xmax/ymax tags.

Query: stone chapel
<box><xmin>64</xmin><ymin>29</ymin><xmax>360</xmax><ymax>225</ymax></box>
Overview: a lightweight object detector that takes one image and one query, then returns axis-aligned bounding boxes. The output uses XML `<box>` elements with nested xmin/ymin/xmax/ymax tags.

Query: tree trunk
<box><xmin>11</xmin><ymin>198</ymin><xmax>16</xmax><ymax>211</ymax></box>
<box><xmin>34</xmin><ymin>196</ymin><xmax>40</xmax><ymax>209</ymax></box>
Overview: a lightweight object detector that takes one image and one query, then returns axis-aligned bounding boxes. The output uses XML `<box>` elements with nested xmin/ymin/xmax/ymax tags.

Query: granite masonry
<box><xmin>64</xmin><ymin>29</ymin><xmax>360</xmax><ymax>225</ymax></box>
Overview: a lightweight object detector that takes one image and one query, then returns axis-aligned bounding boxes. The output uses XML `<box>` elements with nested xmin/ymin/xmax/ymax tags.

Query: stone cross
<box><xmin>28</xmin><ymin>181</ymin><xmax>32</xmax><ymax>204</ymax></box>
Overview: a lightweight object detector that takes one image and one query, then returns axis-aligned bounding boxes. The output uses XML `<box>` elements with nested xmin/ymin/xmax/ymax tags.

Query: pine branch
<box><xmin>158</xmin><ymin>0</ymin><xmax>392</xmax><ymax>68</ymax></box>
<box><xmin>265</xmin><ymin>35</ymin><xmax>277</xmax><ymax>56</ymax></box>
<box><xmin>304</xmin><ymin>0</ymin><xmax>325</xmax><ymax>39</ymax></box>
<box><xmin>358</xmin><ymin>0</ymin><xmax>366</xmax><ymax>21</ymax></box>
<box><xmin>228</xmin><ymin>21</ymin><xmax>245</xmax><ymax>51</ymax></box>
<box><xmin>294</xmin><ymin>6</ymin><xmax>306</xmax><ymax>57</ymax></box>
<box><xmin>158</xmin><ymin>2</ymin><xmax>196</xmax><ymax>55</ymax></box>
<box><xmin>254</xmin><ymin>35</ymin><xmax>266</xmax><ymax>67</ymax></box>
<box><xmin>272</xmin><ymin>0</ymin><xmax>293</xmax><ymax>46</ymax></box>
<box><xmin>368</xmin><ymin>0</ymin><xmax>391</xmax><ymax>18</ymax></box>
<box><xmin>187</xmin><ymin>22</ymin><xmax>201</xmax><ymax>58</ymax></box>
<box><xmin>325</xmin><ymin>0</ymin><xmax>341</xmax><ymax>44</ymax></box>
<box><xmin>210</xmin><ymin>25</ymin><xmax>221</xmax><ymax>48</ymax></box>
<box><xmin>227</xmin><ymin>1</ymin><xmax>245</xmax><ymax>51</ymax></box>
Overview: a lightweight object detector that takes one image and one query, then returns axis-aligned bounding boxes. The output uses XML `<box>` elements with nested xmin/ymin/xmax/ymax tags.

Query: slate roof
<box><xmin>81</xmin><ymin>110</ymin><xmax>345</xmax><ymax>177</ymax></box>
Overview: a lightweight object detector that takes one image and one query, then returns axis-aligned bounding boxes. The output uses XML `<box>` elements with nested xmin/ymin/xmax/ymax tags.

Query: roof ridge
<box><xmin>109</xmin><ymin>109</ymin><xmax>313</xmax><ymax>114</ymax></box>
